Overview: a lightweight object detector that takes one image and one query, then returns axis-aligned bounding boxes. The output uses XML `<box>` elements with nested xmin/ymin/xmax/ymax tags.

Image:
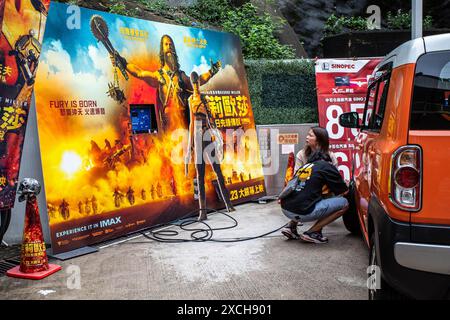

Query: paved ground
<box><xmin>0</xmin><ymin>201</ymin><xmax>368</xmax><ymax>300</ymax></box>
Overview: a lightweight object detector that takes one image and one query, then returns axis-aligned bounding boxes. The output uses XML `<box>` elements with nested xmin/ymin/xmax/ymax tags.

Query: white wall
<box><xmin>256</xmin><ymin>123</ymin><xmax>317</xmax><ymax>196</ymax></box>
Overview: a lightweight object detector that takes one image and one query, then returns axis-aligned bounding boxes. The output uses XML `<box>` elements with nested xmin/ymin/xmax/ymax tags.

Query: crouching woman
<box><xmin>280</xmin><ymin>151</ymin><xmax>349</xmax><ymax>244</ymax></box>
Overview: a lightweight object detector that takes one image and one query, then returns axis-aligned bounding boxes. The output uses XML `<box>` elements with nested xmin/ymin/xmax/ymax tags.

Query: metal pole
<box><xmin>412</xmin><ymin>0</ymin><xmax>423</xmax><ymax>39</ymax></box>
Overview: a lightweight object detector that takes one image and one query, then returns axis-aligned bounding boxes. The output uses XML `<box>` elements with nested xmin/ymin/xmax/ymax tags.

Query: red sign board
<box><xmin>315</xmin><ymin>58</ymin><xmax>382</xmax><ymax>181</ymax></box>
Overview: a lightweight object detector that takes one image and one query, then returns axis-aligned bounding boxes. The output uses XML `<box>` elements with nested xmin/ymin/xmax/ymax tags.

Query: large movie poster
<box><xmin>34</xmin><ymin>2</ymin><xmax>266</xmax><ymax>254</ymax></box>
<box><xmin>0</xmin><ymin>0</ymin><xmax>50</xmax><ymax>208</ymax></box>
<box><xmin>315</xmin><ymin>58</ymin><xmax>382</xmax><ymax>181</ymax></box>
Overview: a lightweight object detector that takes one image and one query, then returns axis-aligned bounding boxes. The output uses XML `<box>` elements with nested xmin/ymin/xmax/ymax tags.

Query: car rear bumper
<box><xmin>370</xmin><ymin>197</ymin><xmax>450</xmax><ymax>299</ymax></box>
<box><xmin>394</xmin><ymin>242</ymin><xmax>450</xmax><ymax>275</ymax></box>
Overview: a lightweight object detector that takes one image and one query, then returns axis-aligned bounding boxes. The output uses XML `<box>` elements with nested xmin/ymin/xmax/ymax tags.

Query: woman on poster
<box><xmin>185</xmin><ymin>72</ymin><xmax>235</xmax><ymax>221</ymax></box>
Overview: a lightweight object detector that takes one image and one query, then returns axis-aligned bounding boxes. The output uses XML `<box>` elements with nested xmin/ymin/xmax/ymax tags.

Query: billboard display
<box><xmin>0</xmin><ymin>0</ymin><xmax>50</xmax><ymax>208</ymax></box>
<box><xmin>34</xmin><ymin>2</ymin><xmax>266</xmax><ymax>253</ymax></box>
<box><xmin>315</xmin><ymin>58</ymin><xmax>382</xmax><ymax>181</ymax></box>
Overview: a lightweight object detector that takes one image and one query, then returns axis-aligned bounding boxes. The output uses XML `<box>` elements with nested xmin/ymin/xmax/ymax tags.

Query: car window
<box><xmin>372</xmin><ymin>78</ymin><xmax>389</xmax><ymax>131</ymax></box>
<box><xmin>363</xmin><ymin>83</ymin><xmax>377</xmax><ymax>128</ymax></box>
<box><xmin>411</xmin><ymin>51</ymin><xmax>450</xmax><ymax>130</ymax></box>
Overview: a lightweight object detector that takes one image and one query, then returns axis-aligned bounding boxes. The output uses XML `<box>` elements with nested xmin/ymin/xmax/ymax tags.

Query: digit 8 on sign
<box><xmin>326</xmin><ymin>105</ymin><xmax>344</xmax><ymax>140</ymax></box>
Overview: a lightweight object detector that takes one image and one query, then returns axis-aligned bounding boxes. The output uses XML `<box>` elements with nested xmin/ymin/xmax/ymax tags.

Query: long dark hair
<box><xmin>304</xmin><ymin>126</ymin><xmax>330</xmax><ymax>160</ymax></box>
<box><xmin>159</xmin><ymin>35</ymin><xmax>180</xmax><ymax>70</ymax></box>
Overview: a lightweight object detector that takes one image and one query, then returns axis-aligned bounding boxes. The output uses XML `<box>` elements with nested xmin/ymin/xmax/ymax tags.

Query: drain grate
<box><xmin>0</xmin><ymin>244</ymin><xmax>21</xmax><ymax>276</ymax></box>
<box><xmin>6</xmin><ymin>257</ymin><xmax>20</xmax><ymax>265</ymax></box>
<box><xmin>0</xmin><ymin>259</ymin><xmax>19</xmax><ymax>276</ymax></box>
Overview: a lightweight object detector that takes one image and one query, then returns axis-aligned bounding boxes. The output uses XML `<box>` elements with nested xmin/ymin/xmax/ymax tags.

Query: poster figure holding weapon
<box><xmin>0</xmin><ymin>0</ymin><xmax>51</xmax><ymax>245</ymax></box>
<box><xmin>185</xmin><ymin>71</ymin><xmax>235</xmax><ymax>221</ymax></box>
<box><xmin>90</xmin><ymin>15</ymin><xmax>221</xmax><ymax>132</ymax></box>
<box><xmin>90</xmin><ymin>15</ymin><xmax>127</xmax><ymax>103</ymax></box>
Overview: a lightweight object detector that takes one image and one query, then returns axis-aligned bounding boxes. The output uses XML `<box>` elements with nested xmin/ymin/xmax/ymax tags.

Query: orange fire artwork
<box><xmin>34</xmin><ymin>42</ymin><xmax>263</xmax><ymax>226</ymax></box>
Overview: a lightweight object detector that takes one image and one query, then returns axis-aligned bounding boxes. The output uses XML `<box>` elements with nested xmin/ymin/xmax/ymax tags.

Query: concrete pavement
<box><xmin>0</xmin><ymin>201</ymin><xmax>368</xmax><ymax>300</ymax></box>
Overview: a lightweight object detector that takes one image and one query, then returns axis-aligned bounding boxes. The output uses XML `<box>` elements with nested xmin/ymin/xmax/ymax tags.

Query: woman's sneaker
<box><xmin>317</xmin><ymin>230</ymin><xmax>328</xmax><ymax>242</ymax></box>
<box><xmin>317</xmin><ymin>231</ymin><xmax>328</xmax><ymax>242</ymax></box>
<box><xmin>300</xmin><ymin>231</ymin><xmax>329</xmax><ymax>244</ymax></box>
<box><xmin>281</xmin><ymin>227</ymin><xmax>300</xmax><ymax>240</ymax></box>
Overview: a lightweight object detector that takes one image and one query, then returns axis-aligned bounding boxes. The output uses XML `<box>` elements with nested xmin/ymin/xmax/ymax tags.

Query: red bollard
<box><xmin>7</xmin><ymin>179</ymin><xmax>61</xmax><ymax>280</ymax></box>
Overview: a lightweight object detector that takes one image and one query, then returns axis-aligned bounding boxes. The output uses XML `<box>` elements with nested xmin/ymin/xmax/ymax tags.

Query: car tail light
<box><xmin>390</xmin><ymin>146</ymin><xmax>422</xmax><ymax>211</ymax></box>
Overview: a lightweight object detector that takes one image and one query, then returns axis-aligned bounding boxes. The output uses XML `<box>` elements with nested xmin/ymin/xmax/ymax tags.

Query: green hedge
<box><xmin>245</xmin><ymin>59</ymin><xmax>318</xmax><ymax>125</ymax></box>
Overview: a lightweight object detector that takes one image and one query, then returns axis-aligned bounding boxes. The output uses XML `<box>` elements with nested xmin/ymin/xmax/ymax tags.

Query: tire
<box><xmin>368</xmin><ymin>235</ymin><xmax>407</xmax><ymax>300</ymax></box>
<box><xmin>342</xmin><ymin>181</ymin><xmax>361</xmax><ymax>235</ymax></box>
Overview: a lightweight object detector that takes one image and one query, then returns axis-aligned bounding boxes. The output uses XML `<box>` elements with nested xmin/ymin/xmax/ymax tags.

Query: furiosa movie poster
<box><xmin>34</xmin><ymin>2</ymin><xmax>266</xmax><ymax>254</ymax></box>
<box><xmin>0</xmin><ymin>0</ymin><xmax>50</xmax><ymax>209</ymax></box>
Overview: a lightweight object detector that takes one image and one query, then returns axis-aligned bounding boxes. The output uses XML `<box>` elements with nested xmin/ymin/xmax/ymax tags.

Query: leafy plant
<box><xmin>183</xmin><ymin>0</ymin><xmax>232</xmax><ymax>25</ymax></box>
<box><xmin>222</xmin><ymin>3</ymin><xmax>295</xmax><ymax>59</ymax></box>
<box><xmin>109</xmin><ymin>3</ymin><xmax>127</xmax><ymax>15</ymax></box>
<box><xmin>174</xmin><ymin>16</ymin><xmax>192</xmax><ymax>27</ymax></box>
<box><xmin>386</xmin><ymin>9</ymin><xmax>433</xmax><ymax>30</ymax></box>
<box><xmin>109</xmin><ymin>2</ymin><xmax>140</xmax><ymax>16</ymax></box>
<box><xmin>245</xmin><ymin>59</ymin><xmax>318</xmax><ymax>125</ymax></box>
<box><xmin>137</xmin><ymin>0</ymin><xmax>176</xmax><ymax>17</ymax></box>
<box><xmin>323</xmin><ymin>14</ymin><xmax>368</xmax><ymax>37</ymax></box>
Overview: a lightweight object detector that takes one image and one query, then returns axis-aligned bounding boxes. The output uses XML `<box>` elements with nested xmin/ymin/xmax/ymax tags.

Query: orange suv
<box><xmin>339</xmin><ymin>33</ymin><xmax>450</xmax><ymax>299</ymax></box>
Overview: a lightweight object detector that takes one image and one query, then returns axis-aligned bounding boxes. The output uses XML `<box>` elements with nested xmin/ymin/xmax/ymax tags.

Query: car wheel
<box><xmin>368</xmin><ymin>235</ymin><xmax>407</xmax><ymax>300</ymax></box>
<box><xmin>342</xmin><ymin>181</ymin><xmax>361</xmax><ymax>235</ymax></box>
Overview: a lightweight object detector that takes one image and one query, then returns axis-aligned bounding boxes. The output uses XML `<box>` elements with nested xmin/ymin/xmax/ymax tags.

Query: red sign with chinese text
<box><xmin>315</xmin><ymin>58</ymin><xmax>382</xmax><ymax>181</ymax></box>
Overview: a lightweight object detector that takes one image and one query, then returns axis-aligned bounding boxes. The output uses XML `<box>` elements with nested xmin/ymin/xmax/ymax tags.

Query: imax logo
<box><xmin>99</xmin><ymin>217</ymin><xmax>122</xmax><ymax>228</ymax></box>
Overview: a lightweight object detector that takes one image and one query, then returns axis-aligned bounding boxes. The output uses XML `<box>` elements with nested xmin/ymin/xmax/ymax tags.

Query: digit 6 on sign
<box><xmin>334</xmin><ymin>152</ymin><xmax>350</xmax><ymax>182</ymax></box>
<box><xmin>326</xmin><ymin>105</ymin><xmax>344</xmax><ymax>140</ymax></box>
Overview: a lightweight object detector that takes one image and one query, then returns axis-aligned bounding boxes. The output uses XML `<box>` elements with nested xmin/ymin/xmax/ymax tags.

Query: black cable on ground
<box><xmin>136</xmin><ymin>207</ymin><xmax>288</xmax><ymax>244</ymax></box>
